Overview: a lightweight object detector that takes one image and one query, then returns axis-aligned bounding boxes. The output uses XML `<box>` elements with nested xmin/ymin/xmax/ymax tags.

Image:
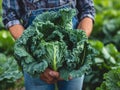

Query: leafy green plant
<box><xmin>0</xmin><ymin>30</ymin><xmax>15</xmax><ymax>54</ymax></box>
<box><xmin>96</xmin><ymin>68</ymin><xmax>120</xmax><ymax>90</ymax></box>
<box><xmin>0</xmin><ymin>0</ymin><xmax>2</xmax><ymax>10</ymax></box>
<box><xmin>0</xmin><ymin>17</ymin><xmax>5</xmax><ymax>30</ymax></box>
<box><xmin>14</xmin><ymin>9</ymin><xmax>96</xmax><ymax>80</ymax></box>
<box><xmin>83</xmin><ymin>40</ymin><xmax>120</xmax><ymax>90</ymax></box>
<box><xmin>92</xmin><ymin>0</ymin><xmax>120</xmax><ymax>51</ymax></box>
<box><xmin>0</xmin><ymin>53</ymin><xmax>23</xmax><ymax>90</ymax></box>
<box><xmin>0</xmin><ymin>1</ymin><xmax>4</xmax><ymax>30</ymax></box>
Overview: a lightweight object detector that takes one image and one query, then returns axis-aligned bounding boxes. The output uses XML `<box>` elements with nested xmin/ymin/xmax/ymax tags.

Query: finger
<box><xmin>45</xmin><ymin>69</ymin><xmax>56</xmax><ymax>81</ymax></box>
<box><xmin>40</xmin><ymin>68</ymin><xmax>57</xmax><ymax>83</ymax></box>
<box><xmin>40</xmin><ymin>74</ymin><xmax>53</xmax><ymax>83</ymax></box>
<box><xmin>68</xmin><ymin>76</ymin><xmax>72</xmax><ymax>80</ymax></box>
<box><xmin>49</xmin><ymin>71</ymin><xmax>59</xmax><ymax>78</ymax></box>
<box><xmin>40</xmin><ymin>74</ymin><xmax>57</xmax><ymax>84</ymax></box>
<box><xmin>41</xmin><ymin>72</ymin><xmax>54</xmax><ymax>82</ymax></box>
<box><xmin>40</xmin><ymin>74</ymin><xmax>48</xmax><ymax>82</ymax></box>
<box><xmin>58</xmin><ymin>77</ymin><xmax>64</xmax><ymax>81</ymax></box>
<box><xmin>47</xmin><ymin>80</ymin><xmax>57</xmax><ymax>84</ymax></box>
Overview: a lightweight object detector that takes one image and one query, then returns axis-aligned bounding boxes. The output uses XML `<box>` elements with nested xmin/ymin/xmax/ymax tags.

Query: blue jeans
<box><xmin>24</xmin><ymin>4</ymin><xmax>84</xmax><ymax>90</ymax></box>
<box><xmin>24</xmin><ymin>72</ymin><xmax>84</xmax><ymax>90</ymax></box>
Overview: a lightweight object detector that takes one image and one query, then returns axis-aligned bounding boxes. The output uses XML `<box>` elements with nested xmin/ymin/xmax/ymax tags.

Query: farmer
<box><xmin>2</xmin><ymin>0</ymin><xmax>95</xmax><ymax>90</ymax></box>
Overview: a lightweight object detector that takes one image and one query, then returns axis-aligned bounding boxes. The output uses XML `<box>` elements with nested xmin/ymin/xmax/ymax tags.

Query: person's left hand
<box><xmin>40</xmin><ymin>68</ymin><xmax>62</xmax><ymax>84</ymax></box>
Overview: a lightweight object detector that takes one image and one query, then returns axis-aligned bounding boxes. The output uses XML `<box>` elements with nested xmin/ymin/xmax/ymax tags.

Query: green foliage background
<box><xmin>0</xmin><ymin>0</ymin><xmax>23</xmax><ymax>90</ymax></box>
<box><xmin>83</xmin><ymin>0</ymin><xmax>120</xmax><ymax>90</ymax></box>
<box><xmin>0</xmin><ymin>0</ymin><xmax>2</xmax><ymax>9</ymax></box>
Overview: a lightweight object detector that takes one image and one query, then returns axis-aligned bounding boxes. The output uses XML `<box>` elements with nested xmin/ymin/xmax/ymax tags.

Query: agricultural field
<box><xmin>0</xmin><ymin>0</ymin><xmax>120</xmax><ymax>90</ymax></box>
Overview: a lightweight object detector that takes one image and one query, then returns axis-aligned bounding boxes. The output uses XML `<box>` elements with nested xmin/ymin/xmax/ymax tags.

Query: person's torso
<box><xmin>22</xmin><ymin>0</ymin><xmax>76</xmax><ymax>10</ymax></box>
<box><xmin>20</xmin><ymin>0</ymin><xmax>77</xmax><ymax>27</ymax></box>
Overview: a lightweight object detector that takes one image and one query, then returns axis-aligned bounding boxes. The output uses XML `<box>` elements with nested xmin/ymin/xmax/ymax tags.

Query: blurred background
<box><xmin>0</xmin><ymin>0</ymin><xmax>120</xmax><ymax>90</ymax></box>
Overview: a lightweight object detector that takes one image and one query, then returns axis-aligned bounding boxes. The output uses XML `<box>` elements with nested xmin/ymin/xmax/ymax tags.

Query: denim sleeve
<box><xmin>2</xmin><ymin>0</ymin><xmax>22</xmax><ymax>28</ymax></box>
<box><xmin>76</xmin><ymin>0</ymin><xmax>95</xmax><ymax>22</ymax></box>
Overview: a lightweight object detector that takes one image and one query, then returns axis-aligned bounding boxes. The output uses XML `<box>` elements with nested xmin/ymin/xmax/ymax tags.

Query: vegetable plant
<box><xmin>0</xmin><ymin>53</ymin><xmax>22</xmax><ymax>90</ymax></box>
<box><xmin>14</xmin><ymin>8</ymin><xmax>96</xmax><ymax>80</ymax></box>
<box><xmin>96</xmin><ymin>68</ymin><xmax>120</xmax><ymax>90</ymax></box>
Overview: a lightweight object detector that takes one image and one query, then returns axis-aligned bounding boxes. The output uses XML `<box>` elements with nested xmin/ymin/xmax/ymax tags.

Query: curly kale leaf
<box><xmin>14</xmin><ymin>8</ymin><xmax>96</xmax><ymax>80</ymax></box>
<box><xmin>33</xmin><ymin>8</ymin><xmax>76</xmax><ymax>29</ymax></box>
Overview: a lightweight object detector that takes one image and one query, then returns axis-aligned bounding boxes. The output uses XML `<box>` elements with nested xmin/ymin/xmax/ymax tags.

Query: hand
<box><xmin>40</xmin><ymin>68</ymin><xmax>60</xmax><ymax>84</ymax></box>
<box><xmin>9</xmin><ymin>24</ymin><xmax>24</xmax><ymax>39</ymax></box>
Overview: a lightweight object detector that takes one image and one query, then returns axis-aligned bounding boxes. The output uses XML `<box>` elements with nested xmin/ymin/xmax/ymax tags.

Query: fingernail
<box><xmin>69</xmin><ymin>76</ymin><xmax>72</xmax><ymax>80</ymax></box>
<box><xmin>49</xmin><ymin>71</ymin><xmax>54</xmax><ymax>76</ymax></box>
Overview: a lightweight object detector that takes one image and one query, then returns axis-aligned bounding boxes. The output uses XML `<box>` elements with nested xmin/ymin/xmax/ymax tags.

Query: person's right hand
<box><xmin>9</xmin><ymin>24</ymin><xmax>24</xmax><ymax>40</ymax></box>
<box><xmin>40</xmin><ymin>68</ymin><xmax>60</xmax><ymax>84</ymax></box>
